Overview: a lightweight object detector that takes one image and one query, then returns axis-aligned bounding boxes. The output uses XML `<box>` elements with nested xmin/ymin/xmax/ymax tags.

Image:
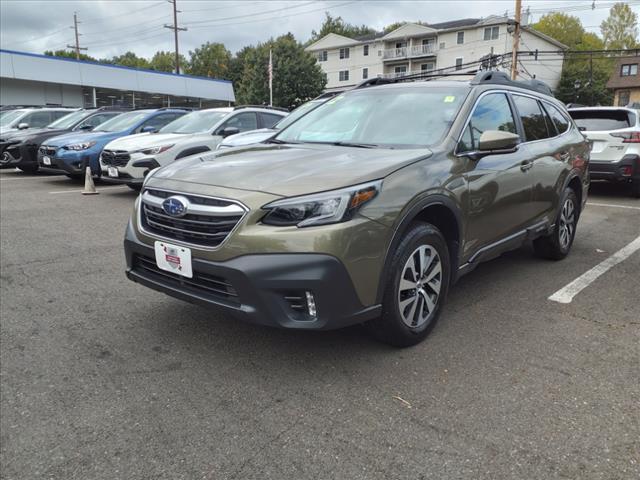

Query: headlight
<box><xmin>138</xmin><ymin>144</ymin><xmax>174</xmax><ymax>155</ymax></box>
<box><xmin>261</xmin><ymin>180</ymin><xmax>381</xmax><ymax>227</ymax></box>
<box><xmin>64</xmin><ymin>141</ymin><xmax>96</xmax><ymax>151</ymax></box>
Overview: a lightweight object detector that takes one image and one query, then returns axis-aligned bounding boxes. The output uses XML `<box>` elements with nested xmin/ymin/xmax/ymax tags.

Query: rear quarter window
<box><xmin>568</xmin><ymin>110</ymin><xmax>633</xmax><ymax>131</ymax></box>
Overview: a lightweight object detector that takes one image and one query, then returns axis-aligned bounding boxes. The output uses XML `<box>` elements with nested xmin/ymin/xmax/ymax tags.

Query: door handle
<box><xmin>520</xmin><ymin>160</ymin><xmax>533</xmax><ymax>172</ymax></box>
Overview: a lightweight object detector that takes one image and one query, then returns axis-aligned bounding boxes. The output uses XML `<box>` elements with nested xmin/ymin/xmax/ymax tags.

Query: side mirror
<box><xmin>219</xmin><ymin>126</ymin><xmax>240</xmax><ymax>138</ymax></box>
<box><xmin>478</xmin><ymin>130</ymin><xmax>520</xmax><ymax>151</ymax></box>
<box><xmin>17</xmin><ymin>122</ymin><xmax>29</xmax><ymax>130</ymax></box>
<box><xmin>79</xmin><ymin>124</ymin><xmax>93</xmax><ymax>131</ymax></box>
<box><xmin>141</xmin><ymin>126</ymin><xmax>158</xmax><ymax>133</ymax></box>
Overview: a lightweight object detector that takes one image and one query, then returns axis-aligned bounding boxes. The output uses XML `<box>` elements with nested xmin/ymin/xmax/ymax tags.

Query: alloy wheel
<box><xmin>559</xmin><ymin>197</ymin><xmax>575</xmax><ymax>250</ymax></box>
<box><xmin>397</xmin><ymin>244</ymin><xmax>442</xmax><ymax>328</ymax></box>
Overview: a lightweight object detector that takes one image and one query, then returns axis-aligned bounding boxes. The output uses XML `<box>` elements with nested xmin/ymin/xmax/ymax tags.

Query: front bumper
<box><xmin>38</xmin><ymin>150</ymin><xmax>101</xmax><ymax>176</ymax></box>
<box><xmin>0</xmin><ymin>143</ymin><xmax>39</xmax><ymax>169</ymax></box>
<box><xmin>589</xmin><ymin>155</ymin><xmax>640</xmax><ymax>182</ymax></box>
<box><xmin>124</xmin><ymin>222</ymin><xmax>381</xmax><ymax>330</ymax></box>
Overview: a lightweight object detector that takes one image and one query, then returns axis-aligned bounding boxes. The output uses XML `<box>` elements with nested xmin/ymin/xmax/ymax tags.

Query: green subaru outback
<box><xmin>124</xmin><ymin>71</ymin><xmax>590</xmax><ymax>347</ymax></box>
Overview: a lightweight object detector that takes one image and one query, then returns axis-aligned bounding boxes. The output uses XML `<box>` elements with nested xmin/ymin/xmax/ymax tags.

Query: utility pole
<box><xmin>67</xmin><ymin>12</ymin><xmax>87</xmax><ymax>60</ymax></box>
<box><xmin>510</xmin><ymin>0</ymin><xmax>522</xmax><ymax>80</ymax></box>
<box><xmin>164</xmin><ymin>0</ymin><xmax>187</xmax><ymax>74</ymax></box>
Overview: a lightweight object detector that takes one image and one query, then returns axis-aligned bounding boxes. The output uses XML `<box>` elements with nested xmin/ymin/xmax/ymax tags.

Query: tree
<box><xmin>44</xmin><ymin>49</ymin><xmax>97</xmax><ymax>62</ymax></box>
<box><xmin>111</xmin><ymin>51</ymin><xmax>150</xmax><ymax>69</ymax></box>
<box><xmin>236</xmin><ymin>33</ymin><xmax>326</xmax><ymax>109</ymax></box>
<box><xmin>149</xmin><ymin>50</ymin><xmax>188</xmax><ymax>73</ymax></box>
<box><xmin>600</xmin><ymin>2</ymin><xmax>639</xmax><ymax>49</ymax></box>
<box><xmin>227</xmin><ymin>46</ymin><xmax>253</xmax><ymax>86</ymax></box>
<box><xmin>533</xmin><ymin>12</ymin><xmax>585</xmax><ymax>49</ymax></box>
<box><xmin>187</xmin><ymin>42</ymin><xmax>231</xmax><ymax>78</ymax></box>
<box><xmin>309</xmin><ymin>12</ymin><xmax>376</xmax><ymax>43</ymax></box>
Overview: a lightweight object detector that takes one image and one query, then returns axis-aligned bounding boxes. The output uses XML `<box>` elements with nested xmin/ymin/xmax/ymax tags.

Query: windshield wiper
<box><xmin>265</xmin><ymin>138</ymin><xmax>301</xmax><ymax>144</ymax></box>
<box><xmin>329</xmin><ymin>141</ymin><xmax>380</xmax><ymax>148</ymax></box>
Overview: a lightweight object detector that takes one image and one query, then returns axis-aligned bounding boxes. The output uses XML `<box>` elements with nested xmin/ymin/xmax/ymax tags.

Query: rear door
<box><xmin>568</xmin><ymin>109</ymin><xmax>637</xmax><ymax>162</ymax></box>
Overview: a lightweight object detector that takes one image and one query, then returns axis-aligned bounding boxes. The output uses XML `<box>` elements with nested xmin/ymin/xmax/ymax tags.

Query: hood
<box><xmin>105</xmin><ymin>132</ymin><xmax>188</xmax><ymax>151</ymax></box>
<box><xmin>44</xmin><ymin>130</ymin><xmax>121</xmax><ymax>147</ymax></box>
<box><xmin>1</xmin><ymin>127</ymin><xmax>68</xmax><ymax>144</ymax></box>
<box><xmin>0</xmin><ymin>127</ymin><xmax>20</xmax><ymax>137</ymax></box>
<box><xmin>221</xmin><ymin>129</ymin><xmax>276</xmax><ymax>148</ymax></box>
<box><xmin>152</xmin><ymin>143</ymin><xmax>431</xmax><ymax>197</ymax></box>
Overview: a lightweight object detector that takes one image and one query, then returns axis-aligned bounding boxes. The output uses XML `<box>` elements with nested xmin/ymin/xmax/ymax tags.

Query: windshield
<box><xmin>275</xmin><ymin>87</ymin><xmax>469</xmax><ymax>148</ymax></box>
<box><xmin>0</xmin><ymin>110</ymin><xmax>26</xmax><ymax>127</ymax></box>
<box><xmin>159</xmin><ymin>110</ymin><xmax>229</xmax><ymax>134</ymax></box>
<box><xmin>47</xmin><ymin>110</ymin><xmax>89</xmax><ymax>129</ymax></box>
<box><xmin>94</xmin><ymin>111</ymin><xmax>149</xmax><ymax>132</ymax></box>
<box><xmin>274</xmin><ymin>101</ymin><xmax>323</xmax><ymax>130</ymax></box>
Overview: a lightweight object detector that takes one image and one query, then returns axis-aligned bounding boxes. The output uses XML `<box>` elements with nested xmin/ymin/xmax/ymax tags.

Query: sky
<box><xmin>0</xmin><ymin>0</ymin><xmax>636</xmax><ymax>60</ymax></box>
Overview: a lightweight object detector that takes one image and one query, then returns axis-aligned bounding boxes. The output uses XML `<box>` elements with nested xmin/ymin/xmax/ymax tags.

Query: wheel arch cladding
<box><xmin>175</xmin><ymin>146</ymin><xmax>211</xmax><ymax>160</ymax></box>
<box><xmin>376</xmin><ymin>196</ymin><xmax>462</xmax><ymax>303</ymax></box>
<box><xmin>567</xmin><ymin>175</ymin><xmax>582</xmax><ymax>212</ymax></box>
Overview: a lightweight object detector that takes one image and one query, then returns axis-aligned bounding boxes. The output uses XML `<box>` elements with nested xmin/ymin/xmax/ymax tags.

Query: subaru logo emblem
<box><xmin>162</xmin><ymin>195</ymin><xmax>189</xmax><ymax>217</ymax></box>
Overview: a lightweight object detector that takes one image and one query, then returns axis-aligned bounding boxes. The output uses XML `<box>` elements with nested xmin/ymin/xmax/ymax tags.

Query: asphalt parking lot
<box><xmin>1</xmin><ymin>170</ymin><xmax>638</xmax><ymax>480</ymax></box>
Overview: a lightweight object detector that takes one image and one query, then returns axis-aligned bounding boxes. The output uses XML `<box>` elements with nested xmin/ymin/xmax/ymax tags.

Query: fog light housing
<box><xmin>620</xmin><ymin>165</ymin><xmax>633</xmax><ymax>177</ymax></box>
<box><xmin>305</xmin><ymin>291</ymin><xmax>317</xmax><ymax>318</ymax></box>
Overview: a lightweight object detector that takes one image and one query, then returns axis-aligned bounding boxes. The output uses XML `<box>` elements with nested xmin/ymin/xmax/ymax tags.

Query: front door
<box><xmin>458</xmin><ymin>92</ymin><xmax>534</xmax><ymax>259</ymax></box>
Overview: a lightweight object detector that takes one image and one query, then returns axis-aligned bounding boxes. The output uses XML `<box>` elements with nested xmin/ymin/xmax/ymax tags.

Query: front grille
<box><xmin>101</xmin><ymin>149</ymin><xmax>131</xmax><ymax>166</ymax></box>
<box><xmin>39</xmin><ymin>146</ymin><xmax>57</xmax><ymax>156</ymax></box>
<box><xmin>132</xmin><ymin>254</ymin><xmax>238</xmax><ymax>303</ymax></box>
<box><xmin>140</xmin><ymin>189</ymin><xmax>246</xmax><ymax>248</ymax></box>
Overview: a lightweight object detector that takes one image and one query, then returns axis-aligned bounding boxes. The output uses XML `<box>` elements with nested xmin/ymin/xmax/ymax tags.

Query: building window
<box><xmin>455</xmin><ymin>58</ymin><xmax>463</xmax><ymax>70</ymax></box>
<box><xmin>395</xmin><ymin>41</ymin><xmax>407</xmax><ymax>49</ymax></box>
<box><xmin>317</xmin><ymin>50</ymin><xmax>327</xmax><ymax>62</ymax></box>
<box><xmin>421</xmin><ymin>62</ymin><xmax>435</xmax><ymax>72</ymax></box>
<box><xmin>484</xmin><ymin>26</ymin><xmax>499</xmax><ymax>40</ymax></box>
<box><xmin>394</xmin><ymin>65</ymin><xmax>407</xmax><ymax>77</ymax></box>
<box><xmin>621</xmin><ymin>64</ymin><xmax>638</xmax><ymax>76</ymax></box>
<box><xmin>362</xmin><ymin>68</ymin><xmax>369</xmax><ymax>79</ymax></box>
<box><xmin>339</xmin><ymin>70</ymin><xmax>350</xmax><ymax>81</ymax></box>
<box><xmin>439</xmin><ymin>42</ymin><xmax>446</xmax><ymax>49</ymax></box>
<box><xmin>618</xmin><ymin>90</ymin><xmax>631</xmax><ymax>106</ymax></box>
<box><xmin>363</xmin><ymin>45</ymin><xmax>369</xmax><ymax>56</ymax></box>
<box><xmin>339</xmin><ymin>48</ymin><xmax>350</xmax><ymax>59</ymax></box>
<box><xmin>457</xmin><ymin>31</ymin><xmax>464</xmax><ymax>44</ymax></box>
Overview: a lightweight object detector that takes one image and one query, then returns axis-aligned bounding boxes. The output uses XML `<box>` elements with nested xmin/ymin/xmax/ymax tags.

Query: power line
<box><xmin>182</xmin><ymin>1</ymin><xmax>317</xmax><ymax>26</ymax></box>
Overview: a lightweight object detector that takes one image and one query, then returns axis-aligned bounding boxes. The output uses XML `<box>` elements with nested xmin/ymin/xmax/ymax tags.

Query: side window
<box><xmin>543</xmin><ymin>103</ymin><xmax>570</xmax><ymax>135</ymax></box>
<box><xmin>138</xmin><ymin>113</ymin><xmax>182</xmax><ymax>132</ymax></box>
<box><xmin>513</xmin><ymin>95</ymin><xmax>551</xmax><ymax>141</ymax></box>
<box><xmin>457</xmin><ymin>93</ymin><xmax>517</xmax><ymax>153</ymax></box>
<box><xmin>24</xmin><ymin>111</ymin><xmax>53</xmax><ymax>127</ymax></box>
<box><xmin>224</xmin><ymin>112</ymin><xmax>258</xmax><ymax>132</ymax></box>
<box><xmin>259</xmin><ymin>112</ymin><xmax>283</xmax><ymax>129</ymax></box>
<box><xmin>52</xmin><ymin>111</ymin><xmax>71</xmax><ymax>121</ymax></box>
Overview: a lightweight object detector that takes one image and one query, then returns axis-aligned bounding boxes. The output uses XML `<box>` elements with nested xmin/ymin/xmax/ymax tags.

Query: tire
<box><xmin>631</xmin><ymin>180</ymin><xmax>640</xmax><ymax>198</ymax></box>
<box><xmin>367</xmin><ymin>222</ymin><xmax>450</xmax><ymax>348</ymax></box>
<box><xmin>533</xmin><ymin>187</ymin><xmax>579</xmax><ymax>260</ymax></box>
<box><xmin>127</xmin><ymin>183</ymin><xmax>142</xmax><ymax>192</ymax></box>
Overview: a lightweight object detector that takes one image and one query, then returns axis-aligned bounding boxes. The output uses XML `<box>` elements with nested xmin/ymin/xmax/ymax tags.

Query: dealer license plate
<box><xmin>154</xmin><ymin>241</ymin><xmax>193</xmax><ymax>278</ymax></box>
<box><xmin>42</xmin><ymin>156</ymin><xmax>51</xmax><ymax>165</ymax></box>
<box><xmin>108</xmin><ymin>167</ymin><xmax>119</xmax><ymax>178</ymax></box>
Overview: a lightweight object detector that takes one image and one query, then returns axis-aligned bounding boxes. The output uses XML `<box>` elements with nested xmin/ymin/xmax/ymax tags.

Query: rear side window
<box><xmin>224</xmin><ymin>112</ymin><xmax>258</xmax><ymax>132</ymax></box>
<box><xmin>543</xmin><ymin>103</ymin><xmax>570</xmax><ymax>135</ymax></box>
<box><xmin>568</xmin><ymin>109</ymin><xmax>633</xmax><ymax>131</ymax></box>
<box><xmin>259</xmin><ymin>112</ymin><xmax>283</xmax><ymax>129</ymax></box>
<box><xmin>458</xmin><ymin>93</ymin><xmax>517</xmax><ymax>152</ymax></box>
<box><xmin>513</xmin><ymin>95</ymin><xmax>551</xmax><ymax>141</ymax></box>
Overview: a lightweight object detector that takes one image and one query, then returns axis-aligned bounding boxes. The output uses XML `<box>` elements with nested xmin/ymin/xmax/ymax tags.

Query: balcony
<box><xmin>381</xmin><ymin>69</ymin><xmax>436</xmax><ymax>79</ymax></box>
<box><xmin>382</xmin><ymin>43</ymin><xmax>437</xmax><ymax>61</ymax></box>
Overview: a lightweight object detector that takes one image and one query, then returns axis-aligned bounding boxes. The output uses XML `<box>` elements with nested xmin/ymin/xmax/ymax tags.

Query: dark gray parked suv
<box><xmin>124</xmin><ymin>71</ymin><xmax>590</xmax><ymax>347</ymax></box>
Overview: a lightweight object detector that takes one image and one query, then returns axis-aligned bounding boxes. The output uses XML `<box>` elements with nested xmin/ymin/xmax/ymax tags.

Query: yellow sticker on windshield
<box><xmin>444</xmin><ymin>96</ymin><xmax>456</xmax><ymax>103</ymax></box>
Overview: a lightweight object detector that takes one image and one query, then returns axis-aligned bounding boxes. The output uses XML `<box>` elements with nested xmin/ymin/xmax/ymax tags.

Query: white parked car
<box><xmin>568</xmin><ymin>107</ymin><xmax>640</xmax><ymax>197</ymax></box>
<box><xmin>99</xmin><ymin>106</ymin><xmax>287</xmax><ymax>189</ymax></box>
<box><xmin>217</xmin><ymin>98</ymin><xmax>327</xmax><ymax>149</ymax></box>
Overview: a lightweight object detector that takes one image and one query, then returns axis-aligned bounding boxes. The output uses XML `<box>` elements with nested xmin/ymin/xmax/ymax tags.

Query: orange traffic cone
<box><xmin>81</xmin><ymin>166</ymin><xmax>99</xmax><ymax>195</ymax></box>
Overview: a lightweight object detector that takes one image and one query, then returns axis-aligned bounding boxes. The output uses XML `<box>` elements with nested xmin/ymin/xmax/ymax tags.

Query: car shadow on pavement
<box><xmin>588</xmin><ymin>180</ymin><xmax>636</xmax><ymax>198</ymax></box>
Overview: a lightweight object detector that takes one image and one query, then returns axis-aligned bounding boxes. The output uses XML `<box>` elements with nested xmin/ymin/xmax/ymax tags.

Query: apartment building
<box><xmin>306</xmin><ymin>16</ymin><xmax>567</xmax><ymax>92</ymax></box>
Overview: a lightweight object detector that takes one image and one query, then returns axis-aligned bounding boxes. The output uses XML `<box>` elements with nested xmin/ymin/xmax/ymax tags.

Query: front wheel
<box><xmin>367</xmin><ymin>222</ymin><xmax>450</xmax><ymax>348</ymax></box>
<box><xmin>533</xmin><ymin>188</ymin><xmax>578</xmax><ymax>260</ymax></box>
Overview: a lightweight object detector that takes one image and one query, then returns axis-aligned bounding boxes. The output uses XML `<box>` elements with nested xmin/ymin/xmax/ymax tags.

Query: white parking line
<box><xmin>49</xmin><ymin>185</ymin><xmax>126</xmax><ymax>194</ymax></box>
<box><xmin>548</xmin><ymin>235</ymin><xmax>640</xmax><ymax>304</ymax></box>
<box><xmin>587</xmin><ymin>202</ymin><xmax>640</xmax><ymax>211</ymax></box>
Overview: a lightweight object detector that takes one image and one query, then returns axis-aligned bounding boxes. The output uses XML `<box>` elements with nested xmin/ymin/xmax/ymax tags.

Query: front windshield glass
<box><xmin>160</xmin><ymin>110</ymin><xmax>229</xmax><ymax>134</ymax></box>
<box><xmin>276</xmin><ymin>87</ymin><xmax>469</xmax><ymax>148</ymax></box>
<box><xmin>47</xmin><ymin>110</ymin><xmax>88</xmax><ymax>129</ymax></box>
<box><xmin>274</xmin><ymin>101</ymin><xmax>323</xmax><ymax>130</ymax></box>
<box><xmin>0</xmin><ymin>110</ymin><xmax>26</xmax><ymax>127</ymax></box>
<box><xmin>94</xmin><ymin>111</ymin><xmax>149</xmax><ymax>132</ymax></box>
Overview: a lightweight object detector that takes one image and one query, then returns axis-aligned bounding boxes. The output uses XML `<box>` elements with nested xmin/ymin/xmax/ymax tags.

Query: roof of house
<box><xmin>607</xmin><ymin>56</ymin><xmax>640</xmax><ymax>89</ymax></box>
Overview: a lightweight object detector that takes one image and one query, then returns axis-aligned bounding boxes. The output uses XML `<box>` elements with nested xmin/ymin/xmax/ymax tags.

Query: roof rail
<box><xmin>233</xmin><ymin>104</ymin><xmax>289</xmax><ymax>113</ymax></box>
<box><xmin>471</xmin><ymin>71</ymin><xmax>554</xmax><ymax>96</ymax></box>
<box><xmin>354</xmin><ymin>70</ymin><xmax>479</xmax><ymax>89</ymax></box>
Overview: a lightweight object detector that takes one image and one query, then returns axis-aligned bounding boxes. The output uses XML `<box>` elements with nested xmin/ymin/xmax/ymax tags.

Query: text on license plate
<box><xmin>154</xmin><ymin>241</ymin><xmax>193</xmax><ymax>278</ymax></box>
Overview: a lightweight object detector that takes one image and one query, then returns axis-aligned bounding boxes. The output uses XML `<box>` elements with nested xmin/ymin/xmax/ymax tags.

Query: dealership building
<box><xmin>0</xmin><ymin>49</ymin><xmax>235</xmax><ymax>108</ymax></box>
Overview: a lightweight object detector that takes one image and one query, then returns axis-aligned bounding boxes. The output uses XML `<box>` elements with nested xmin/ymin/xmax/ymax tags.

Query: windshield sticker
<box><xmin>444</xmin><ymin>96</ymin><xmax>456</xmax><ymax>103</ymax></box>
